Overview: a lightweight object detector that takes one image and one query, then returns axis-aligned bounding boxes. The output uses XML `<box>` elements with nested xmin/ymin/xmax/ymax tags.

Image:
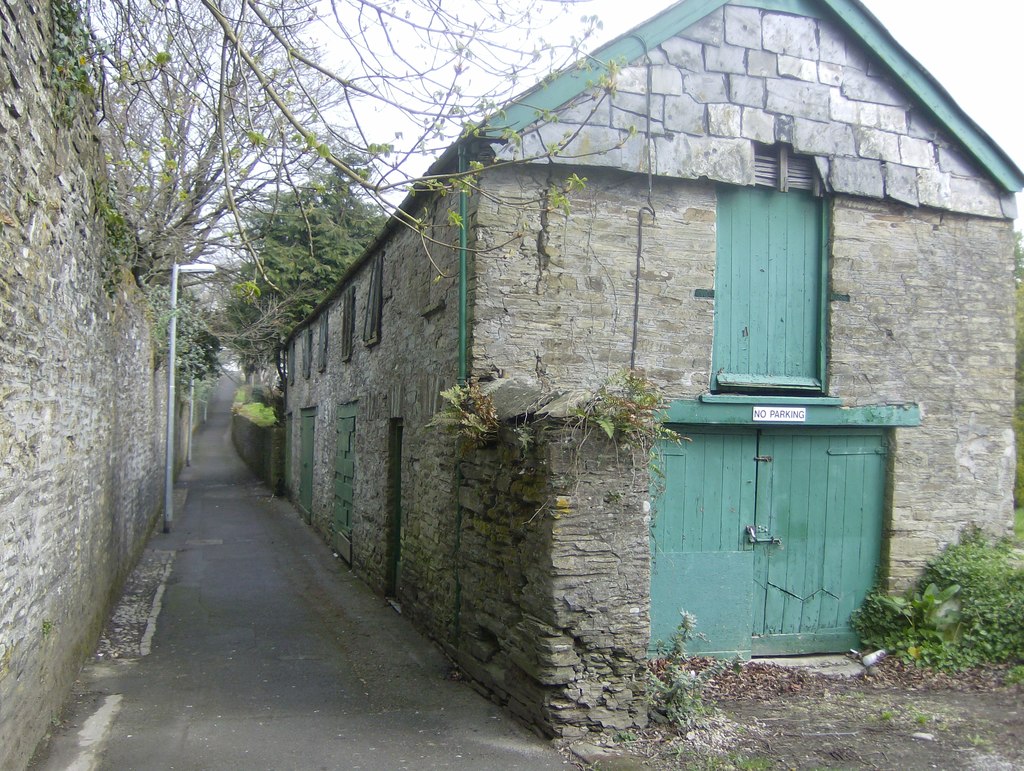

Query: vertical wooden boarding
<box><xmin>299</xmin><ymin>407</ymin><xmax>316</xmax><ymax>519</ymax></box>
<box><xmin>713</xmin><ymin>186</ymin><xmax>823</xmax><ymax>390</ymax></box>
<box><xmin>751</xmin><ymin>430</ymin><xmax>885</xmax><ymax>655</ymax></box>
<box><xmin>284</xmin><ymin>413</ymin><xmax>293</xmax><ymax>497</ymax></box>
<box><xmin>385</xmin><ymin>419</ymin><xmax>404</xmax><ymax>597</ymax></box>
<box><xmin>650</xmin><ymin>430</ymin><xmax>757</xmax><ymax>656</ymax></box>
<box><xmin>333</xmin><ymin>403</ymin><xmax>357</xmax><ymax>563</ymax></box>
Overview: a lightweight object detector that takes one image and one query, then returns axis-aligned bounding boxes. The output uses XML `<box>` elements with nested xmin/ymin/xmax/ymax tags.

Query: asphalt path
<box><xmin>31</xmin><ymin>377</ymin><xmax>568</xmax><ymax>771</ymax></box>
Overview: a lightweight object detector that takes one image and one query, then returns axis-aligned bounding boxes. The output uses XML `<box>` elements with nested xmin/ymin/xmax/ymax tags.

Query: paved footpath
<box><xmin>31</xmin><ymin>378</ymin><xmax>568</xmax><ymax>771</ymax></box>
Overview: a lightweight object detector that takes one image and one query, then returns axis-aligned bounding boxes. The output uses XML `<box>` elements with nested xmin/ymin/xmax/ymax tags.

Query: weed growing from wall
<box><xmin>646</xmin><ymin>613</ymin><xmax>725</xmax><ymax>728</ymax></box>
<box><xmin>429</xmin><ymin>380</ymin><xmax>500</xmax><ymax>454</ymax></box>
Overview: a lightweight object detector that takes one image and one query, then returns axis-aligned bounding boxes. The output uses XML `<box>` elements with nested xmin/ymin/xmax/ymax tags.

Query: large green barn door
<box><xmin>651</xmin><ymin>429</ymin><xmax>885</xmax><ymax>657</ymax></box>
<box><xmin>299</xmin><ymin>407</ymin><xmax>317</xmax><ymax>518</ymax></box>
<box><xmin>752</xmin><ymin>430</ymin><xmax>886</xmax><ymax>655</ymax></box>
<box><xmin>333</xmin><ymin>403</ymin><xmax>356</xmax><ymax>562</ymax></box>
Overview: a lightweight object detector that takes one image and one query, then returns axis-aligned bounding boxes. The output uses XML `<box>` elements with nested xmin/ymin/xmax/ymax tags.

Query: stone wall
<box><xmin>457</xmin><ymin>425</ymin><xmax>650</xmax><ymax>737</ymax></box>
<box><xmin>283</xmin><ymin>193</ymin><xmax>463</xmax><ymax>640</ymax></box>
<box><xmin>231</xmin><ymin>415</ymin><xmax>284</xmax><ymax>494</ymax></box>
<box><xmin>829</xmin><ymin>198</ymin><xmax>1016</xmax><ymax>584</ymax></box>
<box><xmin>473</xmin><ymin>162</ymin><xmax>1014</xmax><ymax>587</ymax></box>
<box><xmin>0</xmin><ymin>1</ymin><xmax>164</xmax><ymax>767</ymax></box>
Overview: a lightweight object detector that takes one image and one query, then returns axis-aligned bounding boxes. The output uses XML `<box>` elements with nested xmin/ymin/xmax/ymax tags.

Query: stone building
<box><xmin>283</xmin><ymin>0</ymin><xmax>1021</xmax><ymax>736</ymax></box>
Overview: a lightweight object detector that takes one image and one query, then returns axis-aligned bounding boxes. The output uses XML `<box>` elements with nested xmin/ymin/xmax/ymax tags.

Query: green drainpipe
<box><xmin>454</xmin><ymin>143</ymin><xmax>468</xmax><ymax>641</ymax></box>
<box><xmin>458</xmin><ymin>143</ymin><xmax>469</xmax><ymax>385</ymax></box>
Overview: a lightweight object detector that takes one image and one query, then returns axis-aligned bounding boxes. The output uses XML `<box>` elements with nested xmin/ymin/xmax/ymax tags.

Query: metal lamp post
<box><xmin>163</xmin><ymin>262</ymin><xmax>217</xmax><ymax>533</ymax></box>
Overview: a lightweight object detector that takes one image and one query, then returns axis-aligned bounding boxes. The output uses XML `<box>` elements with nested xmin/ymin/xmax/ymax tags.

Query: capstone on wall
<box><xmin>0</xmin><ymin>1</ymin><xmax>164</xmax><ymax>767</ymax></box>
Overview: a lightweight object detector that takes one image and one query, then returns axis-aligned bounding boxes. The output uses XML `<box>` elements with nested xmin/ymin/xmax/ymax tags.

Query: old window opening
<box><xmin>302</xmin><ymin>327</ymin><xmax>313</xmax><ymax>379</ymax></box>
<box><xmin>754</xmin><ymin>143</ymin><xmax>821</xmax><ymax>195</ymax></box>
<box><xmin>341</xmin><ymin>286</ymin><xmax>356</xmax><ymax>362</ymax></box>
<box><xmin>318</xmin><ymin>314</ymin><xmax>329</xmax><ymax>373</ymax></box>
<box><xmin>287</xmin><ymin>342</ymin><xmax>296</xmax><ymax>385</ymax></box>
<box><xmin>363</xmin><ymin>252</ymin><xmax>384</xmax><ymax>346</ymax></box>
<box><xmin>712</xmin><ymin>144</ymin><xmax>827</xmax><ymax>394</ymax></box>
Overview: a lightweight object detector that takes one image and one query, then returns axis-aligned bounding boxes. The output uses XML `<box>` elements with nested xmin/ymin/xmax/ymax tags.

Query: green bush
<box><xmin>235</xmin><ymin>401</ymin><xmax>278</xmax><ymax>428</ymax></box>
<box><xmin>853</xmin><ymin>529</ymin><xmax>1024</xmax><ymax>670</ymax></box>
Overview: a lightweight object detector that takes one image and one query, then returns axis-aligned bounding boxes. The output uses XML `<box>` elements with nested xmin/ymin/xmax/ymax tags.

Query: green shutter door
<box><xmin>651</xmin><ymin>428</ymin><xmax>885</xmax><ymax>657</ymax></box>
<box><xmin>333</xmin><ymin>403</ymin><xmax>356</xmax><ymax>562</ymax></box>
<box><xmin>713</xmin><ymin>186</ymin><xmax>824</xmax><ymax>391</ymax></box>
<box><xmin>299</xmin><ymin>407</ymin><xmax>316</xmax><ymax>518</ymax></box>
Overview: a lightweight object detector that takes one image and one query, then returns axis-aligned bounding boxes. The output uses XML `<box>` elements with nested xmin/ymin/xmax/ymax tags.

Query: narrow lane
<box><xmin>33</xmin><ymin>377</ymin><xmax>567</xmax><ymax>770</ymax></box>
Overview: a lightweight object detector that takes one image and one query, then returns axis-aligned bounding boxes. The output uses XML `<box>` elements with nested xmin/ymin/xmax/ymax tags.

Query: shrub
<box><xmin>645</xmin><ymin>613</ymin><xmax>724</xmax><ymax>727</ymax></box>
<box><xmin>853</xmin><ymin>528</ymin><xmax>1024</xmax><ymax>670</ymax></box>
<box><xmin>234</xmin><ymin>401</ymin><xmax>278</xmax><ymax>428</ymax></box>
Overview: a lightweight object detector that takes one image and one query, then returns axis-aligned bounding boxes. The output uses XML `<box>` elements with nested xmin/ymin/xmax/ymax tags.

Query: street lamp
<box><xmin>163</xmin><ymin>262</ymin><xmax>217</xmax><ymax>533</ymax></box>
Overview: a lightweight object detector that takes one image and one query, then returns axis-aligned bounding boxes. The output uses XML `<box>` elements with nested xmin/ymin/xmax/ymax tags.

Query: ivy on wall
<box><xmin>51</xmin><ymin>0</ymin><xmax>97</xmax><ymax>126</ymax></box>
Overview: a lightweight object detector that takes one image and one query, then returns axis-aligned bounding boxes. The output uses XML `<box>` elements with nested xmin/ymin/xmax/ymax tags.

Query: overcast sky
<box><xmin>582</xmin><ymin>0</ymin><xmax>1024</xmax><ymax>209</ymax></box>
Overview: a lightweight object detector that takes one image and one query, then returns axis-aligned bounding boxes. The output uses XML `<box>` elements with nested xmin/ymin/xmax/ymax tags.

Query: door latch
<box><xmin>745</xmin><ymin>524</ymin><xmax>783</xmax><ymax>547</ymax></box>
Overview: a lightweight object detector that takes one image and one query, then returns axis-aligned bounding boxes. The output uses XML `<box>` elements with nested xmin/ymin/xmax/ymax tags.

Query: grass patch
<box><xmin>1015</xmin><ymin>507</ymin><xmax>1023</xmax><ymax>542</ymax></box>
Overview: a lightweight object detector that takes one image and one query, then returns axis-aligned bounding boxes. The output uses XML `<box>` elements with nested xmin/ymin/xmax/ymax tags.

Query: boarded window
<box><xmin>341</xmin><ymin>286</ymin><xmax>356</xmax><ymax>362</ymax></box>
<box><xmin>712</xmin><ymin>182</ymin><xmax>826</xmax><ymax>393</ymax></box>
<box><xmin>302</xmin><ymin>327</ymin><xmax>313</xmax><ymax>379</ymax></box>
<box><xmin>363</xmin><ymin>252</ymin><xmax>384</xmax><ymax>346</ymax></box>
<box><xmin>318</xmin><ymin>314</ymin><xmax>329</xmax><ymax>373</ymax></box>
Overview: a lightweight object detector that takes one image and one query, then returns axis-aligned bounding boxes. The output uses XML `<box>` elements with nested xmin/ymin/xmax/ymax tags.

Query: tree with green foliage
<box><xmin>220</xmin><ymin>166</ymin><xmax>383</xmax><ymax>377</ymax></box>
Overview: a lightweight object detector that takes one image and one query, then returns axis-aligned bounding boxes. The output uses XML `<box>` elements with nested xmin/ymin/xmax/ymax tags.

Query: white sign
<box><xmin>752</xmin><ymin>406</ymin><xmax>807</xmax><ymax>423</ymax></box>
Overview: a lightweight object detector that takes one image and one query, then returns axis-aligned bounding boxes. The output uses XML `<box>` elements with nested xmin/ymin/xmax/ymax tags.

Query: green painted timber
<box><xmin>663</xmin><ymin>399</ymin><xmax>920</xmax><ymax>427</ymax></box>
<box><xmin>299</xmin><ymin>407</ymin><xmax>316</xmax><ymax>519</ymax></box>
<box><xmin>386</xmin><ymin>419</ymin><xmax>404</xmax><ymax>597</ymax></box>
<box><xmin>283</xmin><ymin>413</ymin><xmax>293</xmax><ymax>496</ymax></box>
<box><xmin>651</xmin><ymin>427</ymin><xmax>887</xmax><ymax>658</ymax></box>
<box><xmin>333</xmin><ymin>402</ymin><xmax>357</xmax><ymax>562</ymax></box>
<box><xmin>713</xmin><ymin>185</ymin><xmax>825</xmax><ymax>392</ymax></box>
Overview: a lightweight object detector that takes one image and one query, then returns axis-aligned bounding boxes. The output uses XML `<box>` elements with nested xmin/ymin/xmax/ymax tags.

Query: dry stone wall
<box><xmin>0</xmin><ymin>1</ymin><xmax>164</xmax><ymax>767</ymax></box>
<box><xmin>457</xmin><ymin>426</ymin><xmax>650</xmax><ymax>738</ymax></box>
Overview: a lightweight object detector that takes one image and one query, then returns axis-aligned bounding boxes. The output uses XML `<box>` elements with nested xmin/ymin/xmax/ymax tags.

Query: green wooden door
<box><xmin>333</xmin><ymin>403</ymin><xmax>356</xmax><ymax>562</ymax></box>
<box><xmin>651</xmin><ymin>428</ymin><xmax>885</xmax><ymax>657</ymax></box>
<box><xmin>751</xmin><ymin>430</ymin><xmax>886</xmax><ymax>654</ymax></box>
<box><xmin>284</xmin><ymin>413</ymin><xmax>293</xmax><ymax>496</ymax></box>
<box><xmin>713</xmin><ymin>186</ymin><xmax>825</xmax><ymax>392</ymax></box>
<box><xmin>299</xmin><ymin>407</ymin><xmax>316</xmax><ymax>518</ymax></box>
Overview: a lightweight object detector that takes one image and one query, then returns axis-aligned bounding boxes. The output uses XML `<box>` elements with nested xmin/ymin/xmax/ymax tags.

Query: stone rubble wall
<box><xmin>504</xmin><ymin>4</ymin><xmax>1016</xmax><ymax>221</ymax></box>
<box><xmin>231</xmin><ymin>414</ymin><xmax>285</xmax><ymax>494</ymax></box>
<box><xmin>0</xmin><ymin>1</ymin><xmax>165</xmax><ymax>767</ymax></box>
<box><xmin>473</xmin><ymin>162</ymin><xmax>1014</xmax><ymax>585</ymax></box>
<box><xmin>282</xmin><ymin>195</ymin><xmax>464</xmax><ymax>641</ymax></box>
<box><xmin>456</xmin><ymin>426</ymin><xmax>650</xmax><ymax>738</ymax></box>
<box><xmin>829</xmin><ymin>198</ymin><xmax>1016</xmax><ymax>584</ymax></box>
